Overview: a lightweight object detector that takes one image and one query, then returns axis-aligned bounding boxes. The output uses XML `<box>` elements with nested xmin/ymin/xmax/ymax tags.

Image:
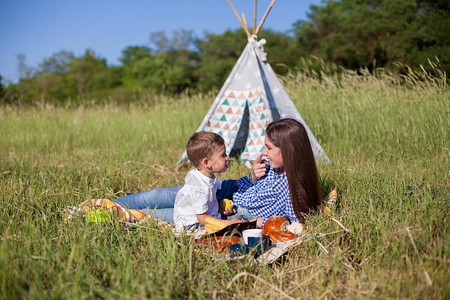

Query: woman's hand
<box><xmin>229</xmin><ymin>217</ymin><xmax>242</xmax><ymax>224</ymax></box>
<box><xmin>251</xmin><ymin>153</ymin><xmax>267</xmax><ymax>184</ymax></box>
<box><xmin>250</xmin><ymin>217</ymin><xmax>264</xmax><ymax>228</ymax></box>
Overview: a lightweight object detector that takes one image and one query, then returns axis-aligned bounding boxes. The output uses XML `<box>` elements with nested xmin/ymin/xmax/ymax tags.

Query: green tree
<box><xmin>119</xmin><ymin>46</ymin><xmax>152</xmax><ymax>88</ymax></box>
<box><xmin>132</xmin><ymin>53</ymin><xmax>193</xmax><ymax>94</ymax></box>
<box><xmin>38</xmin><ymin>50</ymin><xmax>75</xmax><ymax>99</ymax></box>
<box><xmin>150</xmin><ymin>30</ymin><xmax>198</xmax><ymax>93</ymax></box>
<box><xmin>39</xmin><ymin>50</ymin><xmax>74</xmax><ymax>74</ymax></box>
<box><xmin>67</xmin><ymin>49</ymin><xmax>120</xmax><ymax>96</ymax></box>
<box><xmin>294</xmin><ymin>0</ymin><xmax>450</xmax><ymax>71</ymax></box>
<box><xmin>122</xmin><ymin>30</ymin><xmax>198</xmax><ymax>93</ymax></box>
<box><xmin>413</xmin><ymin>0</ymin><xmax>450</xmax><ymax>69</ymax></box>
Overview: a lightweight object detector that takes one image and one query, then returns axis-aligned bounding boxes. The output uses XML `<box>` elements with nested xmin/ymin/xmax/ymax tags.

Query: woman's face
<box><xmin>262</xmin><ymin>136</ymin><xmax>284</xmax><ymax>170</ymax></box>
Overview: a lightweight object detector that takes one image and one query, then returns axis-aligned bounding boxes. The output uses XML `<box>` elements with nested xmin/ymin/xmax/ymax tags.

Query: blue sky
<box><xmin>0</xmin><ymin>0</ymin><xmax>322</xmax><ymax>84</ymax></box>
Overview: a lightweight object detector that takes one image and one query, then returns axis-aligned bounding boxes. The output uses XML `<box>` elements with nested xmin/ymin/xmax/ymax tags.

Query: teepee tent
<box><xmin>178</xmin><ymin>0</ymin><xmax>329</xmax><ymax>168</ymax></box>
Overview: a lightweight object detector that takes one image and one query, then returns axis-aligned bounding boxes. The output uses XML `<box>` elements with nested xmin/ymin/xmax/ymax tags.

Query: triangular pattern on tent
<box><xmin>240</xmin><ymin>91</ymin><xmax>271</xmax><ymax>168</ymax></box>
<box><xmin>177</xmin><ymin>36</ymin><xmax>329</xmax><ymax>168</ymax></box>
<box><xmin>204</xmin><ymin>90</ymin><xmax>247</xmax><ymax>151</ymax></box>
<box><xmin>202</xmin><ymin>88</ymin><xmax>272</xmax><ymax>167</ymax></box>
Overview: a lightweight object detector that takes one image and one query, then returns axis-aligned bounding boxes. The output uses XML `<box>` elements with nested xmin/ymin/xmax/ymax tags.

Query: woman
<box><xmin>229</xmin><ymin>118</ymin><xmax>322</xmax><ymax>226</ymax></box>
<box><xmin>115</xmin><ymin>118</ymin><xmax>322</xmax><ymax>227</ymax></box>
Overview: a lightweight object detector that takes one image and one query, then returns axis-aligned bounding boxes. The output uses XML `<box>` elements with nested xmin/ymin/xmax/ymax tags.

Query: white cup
<box><xmin>242</xmin><ymin>229</ymin><xmax>263</xmax><ymax>244</ymax></box>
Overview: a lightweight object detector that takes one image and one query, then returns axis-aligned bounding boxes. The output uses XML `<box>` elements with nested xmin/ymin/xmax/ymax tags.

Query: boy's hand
<box><xmin>219</xmin><ymin>207</ymin><xmax>236</xmax><ymax>216</ymax></box>
<box><xmin>251</xmin><ymin>153</ymin><xmax>267</xmax><ymax>184</ymax></box>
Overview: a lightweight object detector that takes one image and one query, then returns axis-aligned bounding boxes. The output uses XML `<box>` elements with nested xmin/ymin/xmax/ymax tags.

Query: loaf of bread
<box><xmin>262</xmin><ymin>216</ymin><xmax>301</xmax><ymax>243</ymax></box>
<box><xmin>286</xmin><ymin>222</ymin><xmax>307</xmax><ymax>234</ymax></box>
<box><xmin>262</xmin><ymin>216</ymin><xmax>290</xmax><ymax>235</ymax></box>
<box><xmin>266</xmin><ymin>231</ymin><xmax>296</xmax><ymax>243</ymax></box>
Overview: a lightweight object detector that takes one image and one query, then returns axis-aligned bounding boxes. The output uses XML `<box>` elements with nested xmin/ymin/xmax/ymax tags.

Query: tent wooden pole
<box><xmin>242</xmin><ymin>12</ymin><xmax>249</xmax><ymax>35</ymax></box>
<box><xmin>226</xmin><ymin>0</ymin><xmax>251</xmax><ymax>38</ymax></box>
<box><xmin>255</xmin><ymin>0</ymin><xmax>276</xmax><ymax>35</ymax></box>
<box><xmin>253</xmin><ymin>0</ymin><xmax>257</xmax><ymax>35</ymax></box>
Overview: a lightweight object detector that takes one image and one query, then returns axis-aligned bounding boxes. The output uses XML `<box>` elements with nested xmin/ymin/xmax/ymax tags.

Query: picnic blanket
<box><xmin>63</xmin><ymin>198</ymin><xmax>173</xmax><ymax>230</ymax></box>
<box><xmin>63</xmin><ymin>189</ymin><xmax>338</xmax><ymax>265</ymax></box>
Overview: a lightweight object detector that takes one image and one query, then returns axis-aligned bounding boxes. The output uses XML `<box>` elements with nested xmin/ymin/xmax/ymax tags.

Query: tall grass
<box><xmin>0</xmin><ymin>63</ymin><xmax>448</xmax><ymax>299</ymax></box>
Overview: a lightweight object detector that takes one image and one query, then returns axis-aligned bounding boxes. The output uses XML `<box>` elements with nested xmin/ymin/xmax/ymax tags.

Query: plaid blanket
<box><xmin>63</xmin><ymin>198</ymin><xmax>172</xmax><ymax>229</ymax></box>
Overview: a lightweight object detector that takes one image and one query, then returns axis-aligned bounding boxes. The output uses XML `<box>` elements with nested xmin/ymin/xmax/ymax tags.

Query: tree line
<box><xmin>1</xmin><ymin>0</ymin><xmax>448</xmax><ymax>104</ymax></box>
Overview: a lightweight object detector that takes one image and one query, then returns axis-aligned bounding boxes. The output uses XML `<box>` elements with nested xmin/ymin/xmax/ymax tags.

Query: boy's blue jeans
<box><xmin>114</xmin><ymin>179</ymin><xmax>255</xmax><ymax>222</ymax></box>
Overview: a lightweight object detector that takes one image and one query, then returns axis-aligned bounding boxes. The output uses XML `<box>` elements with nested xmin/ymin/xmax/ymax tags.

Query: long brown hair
<box><xmin>266</xmin><ymin>118</ymin><xmax>321</xmax><ymax>220</ymax></box>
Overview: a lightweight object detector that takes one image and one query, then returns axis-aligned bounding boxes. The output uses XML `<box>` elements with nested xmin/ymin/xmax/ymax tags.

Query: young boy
<box><xmin>173</xmin><ymin>131</ymin><xmax>240</xmax><ymax>231</ymax></box>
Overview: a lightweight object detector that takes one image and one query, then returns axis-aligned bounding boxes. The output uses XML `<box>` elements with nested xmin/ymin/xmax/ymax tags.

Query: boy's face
<box><xmin>207</xmin><ymin>145</ymin><xmax>229</xmax><ymax>173</ymax></box>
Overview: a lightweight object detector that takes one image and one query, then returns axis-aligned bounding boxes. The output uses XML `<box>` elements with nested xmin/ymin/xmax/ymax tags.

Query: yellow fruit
<box><xmin>220</xmin><ymin>198</ymin><xmax>234</xmax><ymax>210</ymax></box>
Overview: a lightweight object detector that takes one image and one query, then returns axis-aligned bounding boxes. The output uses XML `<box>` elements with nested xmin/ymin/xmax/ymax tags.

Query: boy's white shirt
<box><xmin>173</xmin><ymin>168</ymin><xmax>221</xmax><ymax>230</ymax></box>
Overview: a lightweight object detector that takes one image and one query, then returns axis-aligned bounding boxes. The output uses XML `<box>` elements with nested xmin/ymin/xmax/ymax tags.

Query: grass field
<box><xmin>0</xmin><ymin>65</ymin><xmax>448</xmax><ymax>299</ymax></box>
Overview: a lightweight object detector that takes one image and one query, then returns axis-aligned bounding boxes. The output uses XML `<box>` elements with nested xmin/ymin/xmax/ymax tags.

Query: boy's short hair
<box><xmin>186</xmin><ymin>131</ymin><xmax>225</xmax><ymax>167</ymax></box>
